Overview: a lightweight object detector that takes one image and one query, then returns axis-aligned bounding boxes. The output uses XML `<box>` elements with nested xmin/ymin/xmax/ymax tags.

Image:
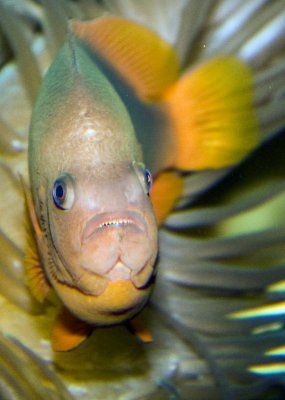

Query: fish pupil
<box><xmin>55</xmin><ymin>184</ymin><xmax>64</xmax><ymax>200</ymax></box>
<box><xmin>53</xmin><ymin>180</ymin><xmax>66</xmax><ymax>209</ymax></box>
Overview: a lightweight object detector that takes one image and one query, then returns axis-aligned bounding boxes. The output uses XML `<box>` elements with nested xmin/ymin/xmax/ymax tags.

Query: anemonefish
<box><xmin>23</xmin><ymin>16</ymin><xmax>259</xmax><ymax>351</ymax></box>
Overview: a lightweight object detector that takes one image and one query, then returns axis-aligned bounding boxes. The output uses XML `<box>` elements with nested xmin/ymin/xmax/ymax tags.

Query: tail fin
<box><xmin>163</xmin><ymin>57</ymin><xmax>260</xmax><ymax>170</ymax></box>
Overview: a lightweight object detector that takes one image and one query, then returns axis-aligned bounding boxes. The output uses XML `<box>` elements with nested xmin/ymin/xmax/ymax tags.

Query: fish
<box><xmin>0</xmin><ymin>1</ymin><xmax>285</xmax><ymax>398</ymax></box>
<box><xmin>24</xmin><ymin>15</ymin><xmax>259</xmax><ymax>351</ymax></box>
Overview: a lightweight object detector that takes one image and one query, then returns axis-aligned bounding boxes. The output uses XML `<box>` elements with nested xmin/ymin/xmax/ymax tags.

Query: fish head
<box><xmin>44</xmin><ymin>159</ymin><xmax>158</xmax><ymax>324</ymax></box>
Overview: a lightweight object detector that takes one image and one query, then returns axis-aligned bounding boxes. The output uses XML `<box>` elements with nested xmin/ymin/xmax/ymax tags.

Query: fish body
<box><xmin>25</xmin><ymin>16</ymin><xmax>259</xmax><ymax>350</ymax></box>
<box><xmin>27</xmin><ymin>33</ymin><xmax>158</xmax><ymax>334</ymax></box>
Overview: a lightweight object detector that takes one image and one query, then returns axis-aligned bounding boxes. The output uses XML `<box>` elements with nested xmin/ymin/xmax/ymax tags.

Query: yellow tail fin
<box><xmin>163</xmin><ymin>57</ymin><xmax>260</xmax><ymax>170</ymax></box>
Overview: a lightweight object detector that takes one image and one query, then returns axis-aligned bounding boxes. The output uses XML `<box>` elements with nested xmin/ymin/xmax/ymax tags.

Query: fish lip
<box><xmin>81</xmin><ymin>210</ymin><xmax>147</xmax><ymax>244</ymax></box>
<box><xmin>103</xmin><ymin>258</ymin><xmax>150</xmax><ymax>282</ymax></box>
<box><xmin>105</xmin><ymin>259</ymin><xmax>131</xmax><ymax>281</ymax></box>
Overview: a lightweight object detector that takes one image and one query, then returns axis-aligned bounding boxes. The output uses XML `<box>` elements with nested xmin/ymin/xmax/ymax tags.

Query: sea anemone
<box><xmin>0</xmin><ymin>1</ymin><xmax>284</xmax><ymax>399</ymax></box>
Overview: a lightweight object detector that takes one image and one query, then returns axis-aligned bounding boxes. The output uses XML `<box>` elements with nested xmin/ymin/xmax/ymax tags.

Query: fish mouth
<box><xmin>81</xmin><ymin>211</ymin><xmax>147</xmax><ymax>243</ymax></box>
<box><xmin>79</xmin><ymin>210</ymin><xmax>156</xmax><ymax>291</ymax></box>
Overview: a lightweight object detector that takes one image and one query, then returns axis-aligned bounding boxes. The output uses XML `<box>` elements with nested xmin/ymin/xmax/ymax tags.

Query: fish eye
<box><xmin>133</xmin><ymin>162</ymin><xmax>153</xmax><ymax>195</ymax></box>
<box><xmin>52</xmin><ymin>174</ymin><xmax>75</xmax><ymax>210</ymax></box>
<box><xmin>144</xmin><ymin>168</ymin><xmax>152</xmax><ymax>194</ymax></box>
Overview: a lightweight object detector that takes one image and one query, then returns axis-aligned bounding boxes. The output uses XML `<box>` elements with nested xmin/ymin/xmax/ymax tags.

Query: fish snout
<box><xmin>80</xmin><ymin>211</ymin><xmax>158</xmax><ymax>289</ymax></box>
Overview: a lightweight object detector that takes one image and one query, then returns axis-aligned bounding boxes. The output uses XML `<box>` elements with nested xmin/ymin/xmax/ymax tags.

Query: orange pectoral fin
<box><xmin>21</xmin><ymin>176</ymin><xmax>50</xmax><ymax>302</ymax></box>
<box><xmin>52</xmin><ymin>307</ymin><xmax>93</xmax><ymax>351</ymax></box>
<box><xmin>71</xmin><ymin>16</ymin><xmax>180</xmax><ymax>100</ymax></box>
<box><xmin>163</xmin><ymin>56</ymin><xmax>260</xmax><ymax>170</ymax></box>
<box><xmin>127</xmin><ymin>317</ymin><xmax>153</xmax><ymax>344</ymax></box>
<box><xmin>151</xmin><ymin>171</ymin><xmax>184</xmax><ymax>225</ymax></box>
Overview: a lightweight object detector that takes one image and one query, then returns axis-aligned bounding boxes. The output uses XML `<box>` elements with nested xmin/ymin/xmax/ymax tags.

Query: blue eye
<box><xmin>133</xmin><ymin>162</ymin><xmax>153</xmax><ymax>195</ymax></box>
<box><xmin>144</xmin><ymin>168</ymin><xmax>152</xmax><ymax>195</ymax></box>
<box><xmin>52</xmin><ymin>174</ymin><xmax>75</xmax><ymax>210</ymax></box>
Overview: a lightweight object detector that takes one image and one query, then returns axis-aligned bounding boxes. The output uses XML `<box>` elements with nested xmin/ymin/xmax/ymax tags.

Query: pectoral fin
<box><xmin>71</xmin><ymin>16</ymin><xmax>179</xmax><ymax>100</ymax></box>
<box><xmin>151</xmin><ymin>171</ymin><xmax>184</xmax><ymax>225</ymax></box>
<box><xmin>51</xmin><ymin>307</ymin><xmax>93</xmax><ymax>351</ymax></box>
<box><xmin>21</xmin><ymin>177</ymin><xmax>50</xmax><ymax>302</ymax></box>
<box><xmin>163</xmin><ymin>57</ymin><xmax>260</xmax><ymax>170</ymax></box>
<box><xmin>126</xmin><ymin>317</ymin><xmax>153</xmax><ymax>343</ymax></box>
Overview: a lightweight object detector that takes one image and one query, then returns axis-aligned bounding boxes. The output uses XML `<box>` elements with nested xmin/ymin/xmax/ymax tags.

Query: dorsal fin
<box><xmin>71</xmin><ymin>16</ymin><xmax>180</xmax><ymax>100</ymax></box>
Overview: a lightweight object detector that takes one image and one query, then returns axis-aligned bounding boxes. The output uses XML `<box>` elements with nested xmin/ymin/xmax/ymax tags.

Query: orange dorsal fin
<box><xmin>71</xmin><ymin>16</ymin><xmax>179</xmax><ymax>100</ymax></box>
<box><xmin>21</xmin><ymin>177</ymin><xmax>50</xmax><ymax>302</ymax></box>
<box><xmin>127</xmin><ymin>317</ymin><xmax>153</xmax><ymax>343</ymax></box>
<box><xmin>163</xmin><ymin>56</ymin><xmax>260</xmax><ymax>170</ymax></box>
<box><xmin>151</xmin><ymin>171</ymin><xmax>184</xmax><ymax>225</ymax></box>
<box><xmin>52</xmin><ymin>307</ymin><xmax>93</xmax><ymax>351</ymax></box>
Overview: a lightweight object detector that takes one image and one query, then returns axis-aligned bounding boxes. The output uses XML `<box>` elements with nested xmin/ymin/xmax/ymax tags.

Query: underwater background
<box><xmin>0</xmin><ymin>0</ymin><xmax>284</xmax><ymax>399</ymax></box>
